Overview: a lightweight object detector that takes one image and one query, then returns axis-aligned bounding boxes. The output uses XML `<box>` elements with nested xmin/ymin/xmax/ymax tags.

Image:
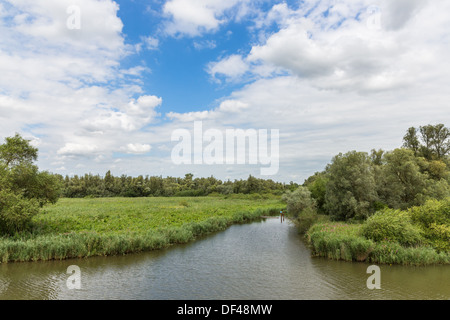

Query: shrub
<box><xmin>0</xmin><ymin>189</ymin><xmax>40</xmax><ymax>235</ymax></box>
<box><xmin>178</xmin><ymin>200</ymin><xmax>189</xmax><ymax>207</ymax></box>
<box><xmin>361</xmin><ymin>208</ymin><xmax>424</xmax><ymax>246</ymax></box>
<box><xmin>282</xmin><ymin>186</ymin><xmax>316</xmax><ymax>218</ymax></box>
<box><xmin>408</xmin><ymin>198</ymin><xmax>450</xmax><ymax>252</ymax></box>
<box><xmin>408</xmin><ymin>198</ymin><xmax>450</xmax><ymax>228</ymax></box>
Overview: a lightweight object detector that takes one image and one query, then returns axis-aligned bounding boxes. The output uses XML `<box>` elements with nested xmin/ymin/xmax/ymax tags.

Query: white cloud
<box><xmin>2</xmin><ymin>0</ymin><xmax>450</xmax><ymax>183</ymax></box>
<box><xmin>233</xmin><ymin>0</ymin><xmax>450</xmax><ymax>95</ymax></box>
<box><xmin>57</xmin><ymin>143</ymin><xmax>99</xmax><ymax>157</ymax></box>
<box><xmin>217</xmin><ymin>100</ymin><xmax>248</xmax><ymax>113</ymax></box>
<box><xmin>162</xmin><ymin>0</ymin><xmax>253</xmax><ymax>37</ymax></box>
<box><xmin>167</xmin><ymin>99</ymin><xmax>248</xmax><ymax>122</ymax></box>
<box><xmin>207</xmin><ymin>54</ymin><xmax>250</xmax><ymax>82</ymax></box>
<box><xmin>193</xmin><ymin>39</ymin><xmax>217</xmax><ymax>50</ymax></box>
<box><xmin>82</xmin><ymin>95</ymin><xmax>162</xmax><ymax>132</ymax></box>
<box><xmin>168</xmin><ymin>0</ymin><xmax>450</xmax><ymax>181</ymax></box>
<box><xmin>123</xmin><ymin>143</ymin><xmax>152</xmax><ymax>154</ymax></box>
<box><xmin>167</xmin><ymin>110</ymin><xmax>211</xmax><ymax>122</ymax></box>
<box><xmin>0</xmin><ymin>0</ymin><xmax>160</xmax><ymax>171</ymax></box>
<box><xmin>140</xmin><ymin>35</ymin><xmax>159</xmax><ymax>51</ymax></box>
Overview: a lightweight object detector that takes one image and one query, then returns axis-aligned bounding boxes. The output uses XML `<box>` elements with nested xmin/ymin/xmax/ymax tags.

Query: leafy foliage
<box><xmin>282</xmin><ymin>186</ymin><xmax>316</xmax><ymax>218</ymax></box>
<box><xmin>0</xmin><ymin>134</ymin><xmax>61</xmax><ymax>235</ymax></box>
<box><xmin>361</xmin><ymin>209</ymin><xmax>424</xmax><ymax>246</ymax></box>
<box><xmin>408</xmin><ymin>198</ymin><xmax>450</xmax><ymax>252</ymax></box>
<box><xmin>323</xmin><ymin>151</ymin><xmax>378</xmax><ymax>220</ymax></box>
<box><xmin>60</xmin><ymin>172</ymin><xmax>298</xmax><ymax>198</ymax></box>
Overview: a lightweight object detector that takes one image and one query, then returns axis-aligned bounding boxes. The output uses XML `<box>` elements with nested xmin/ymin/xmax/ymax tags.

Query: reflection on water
<box><xmin>0</xmin><ymin>218</ymin><xmax>449</xmax><ymax>300</ymax></box>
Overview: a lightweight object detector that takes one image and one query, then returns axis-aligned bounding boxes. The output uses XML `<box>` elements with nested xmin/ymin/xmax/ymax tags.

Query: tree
<box><xmin>377</xmin><ymin>149</ymin><xmax>428</xmax><ymax>209</ymax></box>
<box><xmin>324</xmin><ymin>151</ymin><xmax>378</xmax><ymax>220</ymax></box>
<box><xmin>9</xmin><ymin>163</ymin><xmax>61</xmax><ymax>206</ymax></box>
<box><xmin>304</xmin><ymin>172</ymin><xmax>328</xmax><ymax>214</ymax></box>
<box><xmin>402</xmin><ymin>127</ymin><xmax>420</xmax><ymax>156</ymax></box>
<box><xmin>419</xmin><ymin>125</ymin><xmax>435</xmax><ymax>160</ymax></box>
<box><xmin>282</xmin><ymin>186</ymin><xmax>316</xmax><ymax>218</ymax></box>
<box><xmin>0</xmin><ymin>189</ymin><xmax>40</xmax><ymax>235</ymax></box>
<box><xmin>430</xmin><ymin>124</ymin><xmax>450</xmax><ymax>159</ymax></box>
<box><xmin>416</xmin><ymin>124</ymin><xmax>450</xmax><ymax>160</ymax></box>
<box><xmin>0</xmin><ymin>133</ymin><xmax>38</xmax><ymax>167</ymax></box>
<box><xmin>0</xmin><ymin>133</ymin><xmax>61</xmax><ymax>235</ymax></box>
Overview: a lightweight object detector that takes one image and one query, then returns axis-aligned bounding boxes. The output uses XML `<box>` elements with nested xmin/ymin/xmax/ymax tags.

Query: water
<box><xmin>0</xmin><ymin>218</ymin><xmax>448</xmax><ymax>300</ymax></box>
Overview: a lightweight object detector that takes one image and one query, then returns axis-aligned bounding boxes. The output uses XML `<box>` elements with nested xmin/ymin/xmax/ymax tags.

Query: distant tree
<box><xmin>402</xmin><ymin>124</ymin><xmax>450</xmax><ymax>160</ymax></box>
<box><xmin>429</xmin><ymin>124</ymin><xmax>450</xmax><ymax>159</ymax></box>
<box><xmin>419</xmin><ymin>125</ymin><xmax>435</xmax><ymax>160</ymax></box>
<box><xmin>403</xmin><ymin>127</ymin><xmax>420</xmax><ymax>156</ymax></box>
<box><xmin>370</xmin><ymin>149</ymin><xmax>385</xmax><ymax>166</ymax></box>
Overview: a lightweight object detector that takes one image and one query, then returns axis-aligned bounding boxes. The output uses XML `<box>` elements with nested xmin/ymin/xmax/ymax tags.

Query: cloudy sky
<box><xmin>0</xmin><ymin>0</ymin><xmax>449</xmax><ymax>183</ymax></box>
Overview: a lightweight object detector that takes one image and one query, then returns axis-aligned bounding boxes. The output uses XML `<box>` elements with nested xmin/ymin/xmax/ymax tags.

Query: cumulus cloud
<box><xmin>168</xmin><ymin>0</ymin><xmax>450</xmax><ymax>181</ymax></box>
<box><xmin>0</xmin><ymin>0</ymin><xmax>160</xmax><ymax>172</ymax></box>
<box><xmin>122</xmin><ymin>143</ymin><xmax>152</xmax><ymax>154</ymax></box>
<box><xmin>218</xmin><ymin>0</ymin><xmax>450</xmax><ymax>95</ymax></box>
<box><xmin>207</xmin><ymin>54</ymin><xmax>250</xmax><ymax>82</ymax></box>
<box><xmin>57</xmin><ymin>143</ymin><xmax>99</xmax><ymax>157</ymax></box>
<box><xmin>167</xmin><ymin>99</ymin><xmax>248</xmax><ymax>122</ymax></box>
<box><xmin>162</xmin><ymin>0</ymin><xmax>254</xmax><ymax>36</ymax></box>
<box><xmin>2</xmin><ymin>0</ymin><xmax>450</xmax><ymax>182</ymax></box>
<box><xmin>81</xmin><ymin>95</ymin><xmax>162</xmax><ymax>137</ymax></box>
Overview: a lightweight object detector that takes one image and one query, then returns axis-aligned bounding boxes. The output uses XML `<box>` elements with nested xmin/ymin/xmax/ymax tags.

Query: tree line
<box><xmin>284</xmin><ymin>123</ymin><xmax>450</xmax><ymax>222</ymax></box>
<box><xmin>58</xmin><ymin>172</ymin><xmax>298</xmax><ymax>198</ymax></box>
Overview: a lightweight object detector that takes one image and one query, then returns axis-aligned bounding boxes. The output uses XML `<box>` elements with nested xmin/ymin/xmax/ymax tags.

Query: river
<box><xmin>0</xmin><ymin>218</ymin><xmax>448</xmax><ymax>300</ymax></box>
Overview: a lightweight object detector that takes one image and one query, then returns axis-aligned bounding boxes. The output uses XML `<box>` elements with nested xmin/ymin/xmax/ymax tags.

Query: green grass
<box><xmin>305</xmin><ymin>198</ymin><xmax>450</xmax><ymax>265</ymax></box>
<box><xmin>306</xmin><ymin>222</ymin><xmax>450</xmax><ymax>266</ymax></box>
<box><xmin>0</xmin><ymin>196</ymin><xmax>283</xmax><ymax>263</ymax></box>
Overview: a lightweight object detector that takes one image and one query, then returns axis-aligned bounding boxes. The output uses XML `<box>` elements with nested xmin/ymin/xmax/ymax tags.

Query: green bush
<box><xmin>408</xmin><ymin>198</ymin><xmax>450</xmax><ymax>252</ymax></box>
<box><xmin>408</xmin><ymin>198</ymin><xmax>450</xmax><ymax>228</ymax></box>
<box><xmin>0</xmin><ymin>189</ymin><xmax>40</xmax><ymax>235</ymax></box>
<box><xmin>282</xmin><ymin>186</ymin><xmax>316</xmax><ymax>218</ymax></box>
<box><xmin>361</xmin><ymin>209</ymin><xmax>424</xmax><ymax>246</ymax></box>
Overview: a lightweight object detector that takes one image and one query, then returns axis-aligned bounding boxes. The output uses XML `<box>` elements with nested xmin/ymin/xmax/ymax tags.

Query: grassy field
<box><xmin>0</xmin><ymin>195</ymin><xmax>284</xmax><ymax>263</ymax></box>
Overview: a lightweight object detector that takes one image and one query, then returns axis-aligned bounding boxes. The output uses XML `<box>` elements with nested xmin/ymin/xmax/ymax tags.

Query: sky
<box><xmin>0</xmin><ymin>0</ymin><xmax>449</xmax><ymax>183</ymax></box>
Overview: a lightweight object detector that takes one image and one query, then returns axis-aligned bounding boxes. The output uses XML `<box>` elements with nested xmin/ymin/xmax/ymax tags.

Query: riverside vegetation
<box><xmin>0</xmin><ymin>134</ymin><xmax>283</xmax><ymax>263</ymax></box>
<box><xmin>1</xmin><ymin>125</ymin><xmax>449</xmax><ymax>265</ymax></box>
<box><xmin>284</xmin><ymin>124</ymin><xmax>450</xmax><ymax>265</ymax></box>
<box><xmin>0</xmin><ymin>196</ymin><xmax>282</xmax><ymax>263</ymax></box>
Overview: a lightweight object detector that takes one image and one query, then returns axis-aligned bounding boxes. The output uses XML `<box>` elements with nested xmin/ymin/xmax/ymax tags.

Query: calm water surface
<box><xmin>0</xmin><ymin>218</ymin><xmax>448</xmax><ymax>300</ymax></box>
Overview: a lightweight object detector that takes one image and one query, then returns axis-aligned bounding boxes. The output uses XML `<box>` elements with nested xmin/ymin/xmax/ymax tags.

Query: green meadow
<box><xmin>0</xmin><ymin>196</ymin><xmax>283</xmax><ymax>263</ymax></box>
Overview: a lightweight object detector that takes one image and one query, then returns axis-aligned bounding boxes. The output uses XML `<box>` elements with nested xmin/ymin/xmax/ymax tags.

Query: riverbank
<box><xmin>0</xmin><ymin>196</ymin><xmax>283</xmax><ymax>263</ymax></box>
<box><xmin>303</xmin><ymin>198</ymin><xmax>450</xmax><ymax>266</ymax></box>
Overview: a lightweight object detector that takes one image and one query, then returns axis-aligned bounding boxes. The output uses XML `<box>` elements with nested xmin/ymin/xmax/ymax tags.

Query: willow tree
<box><xmin>324</xmin><ymin>151</ymin><xmax>378</xmax><ymax>221</ymax></box>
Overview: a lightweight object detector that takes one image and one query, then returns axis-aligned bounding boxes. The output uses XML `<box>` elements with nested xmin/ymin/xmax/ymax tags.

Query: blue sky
<box><xmin>1</xmin><ymin>0</ymin><xmax>450</xmax><ymax>183</ymax></box>
<box><xmin>115</xmin><ymin>0</ymin><xmax>285</xmax><ymax>114</ymax></box>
